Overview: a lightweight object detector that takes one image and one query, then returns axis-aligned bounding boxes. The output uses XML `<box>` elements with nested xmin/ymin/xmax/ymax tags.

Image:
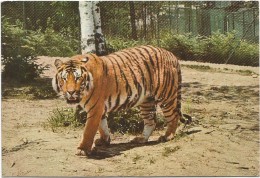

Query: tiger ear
<box><xmin>54</xmin><ymin>59</ymin><xmax>63</xmax><ymax>69</ymax></box>
<box><xmin>85</xmin><ymin>72</ymin><xmax>94</xmax><ymax>91</ymax></box>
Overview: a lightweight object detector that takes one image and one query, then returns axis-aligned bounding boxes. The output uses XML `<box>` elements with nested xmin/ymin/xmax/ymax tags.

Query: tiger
<box><xmin>52</xmin><ymin>45</ymin><xmax>191</xmax><ymax>156</ymax></box>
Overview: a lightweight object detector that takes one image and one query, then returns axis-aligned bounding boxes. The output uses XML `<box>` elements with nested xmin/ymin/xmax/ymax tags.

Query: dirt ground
<box><xmin>1</xmin><ymin>56</ymin><xmax>259</xmax><ymax>176</ymax></box>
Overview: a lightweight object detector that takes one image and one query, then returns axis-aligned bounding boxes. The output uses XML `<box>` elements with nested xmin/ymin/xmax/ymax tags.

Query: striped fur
<box><xmin>52</xmin><ymin>45</ymin><xmax>190</xmax><ymax>156</ymax></box>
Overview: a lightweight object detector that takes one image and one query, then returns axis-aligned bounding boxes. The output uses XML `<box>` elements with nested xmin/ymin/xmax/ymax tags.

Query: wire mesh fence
<box><xmin>1</xmin><ymin>1</ymin><xmax>259</xmax><ymax>66</ymax></box>
<box><xmin>100</xmin><ymin>1</ymin><xmax>259</xmax><ymax>42</ymax></box>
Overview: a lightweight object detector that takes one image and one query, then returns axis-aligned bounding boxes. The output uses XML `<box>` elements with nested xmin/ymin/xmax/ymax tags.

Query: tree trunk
<box><xmin>79</xmin><ymin>1</ymin><xmax>107</xmax><ymax>55</ymax></box>
<box><xmin>129</xmin><ymin>1</ymin><xmax>137</xmax><ymax>40</ymax></box>
<box><xmin>142</xmin><ymin>2</ymin><xmax>147</xmax><ymax>39</ymax></box>
<box><xmin>93</xmin><ymin>1</ymin><xmax>107</xmax><ymax>56</ymax></box>
<box><xmin>79</xmin><ymin>1</ymin><xmax>95</xmax><ymax>54</ymax></box>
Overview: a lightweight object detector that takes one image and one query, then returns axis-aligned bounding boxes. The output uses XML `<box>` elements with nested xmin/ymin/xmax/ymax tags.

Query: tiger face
<box><xmin>52</xmin><ymin>58</ymin><xmax>93</xmax><ymax>104</ymax></box>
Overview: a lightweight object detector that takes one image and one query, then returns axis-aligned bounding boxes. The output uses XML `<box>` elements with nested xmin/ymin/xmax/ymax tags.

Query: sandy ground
<box><xmin>1</xmin><ymin>56</ymin><xmax>259</xmax><ymax>176</ymax></box>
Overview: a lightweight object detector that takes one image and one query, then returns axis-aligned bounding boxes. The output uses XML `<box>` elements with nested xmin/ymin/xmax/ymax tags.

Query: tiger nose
<box><xmin>67</xmin><ymin>90</ymin><xmax>75</xmax><ymax>96</ymax></box>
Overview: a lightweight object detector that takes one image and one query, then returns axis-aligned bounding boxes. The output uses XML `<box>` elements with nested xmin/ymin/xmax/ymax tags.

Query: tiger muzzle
<box><xmin>66</xmin><ymin>90</ymin><xmax>80</xmax><ymax>104</ymax></box>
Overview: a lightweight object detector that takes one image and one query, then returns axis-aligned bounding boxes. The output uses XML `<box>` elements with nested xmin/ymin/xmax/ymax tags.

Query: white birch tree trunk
<box><xmin>79</xmin><ymin>1</ymin><xmax>96</xmax><ymax>54</ymax></box>
<box><xmin>79</xmin><ymin>1</ymin><xmax>107</xmax><ymax>55</ymax></box>
<box><xmin>92</xmin><ymin>1</ymin><xmax>107</xmax><ymax>55</ymax></box>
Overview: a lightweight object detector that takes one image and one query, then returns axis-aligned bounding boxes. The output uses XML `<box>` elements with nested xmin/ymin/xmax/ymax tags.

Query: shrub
<box><xmin>47</xmin><ymin>106</ymin><xmax>165</xmax><ymax>134</ymax></box>
<box><xmin>1</xmin><ymin>17</ymin><xmax>79</xmax><ymax>58</ymax></box>
<box><xmin>2</xmin><ymin>56</ymin><xmax>45</xmax><ymax>83</ymax></box>
<box><xmin>48</xmin><ymin>107</ymin><xmax>82</xmax><ymax>128</ymax></box>
<box><xmin>1</xmin><ymin>17</ymin><xmax>80</xmax><ymax>83</ymax></box>
<box><xmin>231</xmin><ymin>40</ymin><xmax>259</xmax><ymax>66</ymax></box>
<box><xmin>106</xmin><ymin>37</ymin><xmax>148</xmax><ymax>53</ymax></box>
<box><xmin>106</xmin><ymin>31</ymin><xmax>259</xmax><ymax>66</ymax></box>
<box><xmin>1</xmin><ymin>18</ymin><xmax>43</xmax><ymax>83</ymax></box>
<box><xmin>107</xmin><ymin>108</ymin><xmax>143</xmax><ymax>134</ymax></box>
<box><xmin>163</xmin><ymin>31</ymin><xmax>259</xmax><ymax>66</ymax></box>
<box><xmin>107</xmin><ymin>108</ymin><xmax>165</xmax><ymax>134</ymax></box>
<box><xmin>162</xmin><ymin>33</ymin><xmax>206</xmax><ymax>61</ymax></box>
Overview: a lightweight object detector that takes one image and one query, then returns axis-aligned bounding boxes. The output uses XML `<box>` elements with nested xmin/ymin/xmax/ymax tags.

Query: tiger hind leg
<box><xmin>94</xmin><ymin>117</ymin><xmax>111</xmax><ymax>146</ymax></box>
<box><xmin>131</xmin><ymin>98</ymin><xmax>156</xmax><ymax>144</ymax></box>
<box><xmin>158</xmin><ymin>102</ymin><xmax>181</xmax><ymax>142</ymax></box>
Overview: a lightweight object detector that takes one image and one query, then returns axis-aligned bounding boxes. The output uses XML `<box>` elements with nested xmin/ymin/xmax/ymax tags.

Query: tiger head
<box><xmin>52</xmin><ymin>57</ymin><xmax>93</xmax><ymax>104</ymax></box>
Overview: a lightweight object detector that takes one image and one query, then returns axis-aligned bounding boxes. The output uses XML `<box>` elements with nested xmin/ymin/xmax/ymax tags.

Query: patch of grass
<box><xmin>174</xmin><ymin>131</ymin><xmax>188</xmax><ymax>141</ymax></box>
<box><xmin>183</xmin><ymin>64</ymin><xmax>258</xmax><ymax>77</ymax></box>
<box><xmin>107</xmin><ymin>108</ymin><xmax>165</xmax><ymax>134</ymax></box>
<box><xmin>96</xmin><ymin>167</ymin><xmax>104</xmax><ymax>173</ymax></box>
<box><xmin>2</xmin><ymin>78</ymin><xmax>57</xmax><ymax>100</ymax></box>
<box><xmin>148</xmin><ymin>157</ymin><xmax>156</xmax><ymax>164</ymax></box>
<box><xmin>235</xmin><ymin>69</ymin><xmax>257</xmax><ymax>76</ymax></box>
<box><xmin>47</xmin><ymin>107</ymin><xmax>83</xmax><ymax>129</ymax></box>
<box><xmin>182</xmin><ymin>64</ymin><xmax>212</xmax><ymax>71</ymax></box>
<box><xmin>26</xmin><ymin>86</ymin><xmax>57</xmax><ymax>99</ymax></box>
<box><xmin>162</xmin><ymin>146</ymin><xmax>181</xmax><ymax>157</ymax></box>
<box><xmin>132</xmin><ymin>154</ymin><xmax>142</xmax><ymax>163</ymax></box>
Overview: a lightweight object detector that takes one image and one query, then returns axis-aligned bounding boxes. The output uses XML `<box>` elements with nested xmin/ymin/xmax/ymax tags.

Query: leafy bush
<box><xmin>2</xmin><ymin>18</ymin><xmax>43</xmax><ymax>83</ymax></box>
<box><xmin>27</xmin><ymin>18</ymin><xmax>79</xmax><ymax>57</ymax></box>
<box><xmin>229</xmin><ymin>40</ymin><xmax>259</xmax><ymax>66</ymax></box>
<box><xmin>106</xmin><ymin>37</ymin><xmax>148</xmax><ymax>53</ymax></box>
<box><xmin>204</xmin><ymin>31</ymin><xmax>238</xmax><ymax>63</ymax></box>
<box><xmin>106</xmin><ymin>31</ymin><xmax>259</xmax><ymax>66</ymax></box>
<box><xmin>107</xmin><ymin>108</ymin><xmax>143</xmax><ymax>134</ymax></box>
<box><xmin>1</xmin><ymin>17</ymin><xmax>80</xmax><ymax>83</ymax></box>
<box><xmin>47</xmin><ymin>106</ymin><xmax>165</xmax><ymax>134</ymax></box>
<box><xmin>2</xmin><ymin>56</ymin><xmax>45</xmax><ymax>83</ymax></box>
<box><xmin>162</xmin><ymin>33</ymin><xmax>206</xmax><ymax>61</ymax></box>
<box><xmin>163</xmin><ymin>31</ymin><xmax>259</xmax><ymax>66</ymax></box>
<box><xmin>48</xmin><ymin>107</ymin><xmax>82</xmax><ymax>128</ymax></box>
<box><xmin>203</xmin><ymin>31</ymin><xmax>259</xmax><ymax>66</ymax></box>
<box><xmin>1</xmin><ymin>17</ymin><xmax>79</xmax><ymax>58</ymax></box>
<box><xmin>105</xmin><ymin>108</ymin><xmax>164</xmax><ymax>134</ymax></box>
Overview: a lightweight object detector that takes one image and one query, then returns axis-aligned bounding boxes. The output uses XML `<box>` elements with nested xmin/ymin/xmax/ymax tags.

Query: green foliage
<box><xmin>231</xmin><ymin>40</ymin><xmax>259</xmax><ymax>66</ymax></box>
<box><xmin>162</xmin><ymin>146</ymin><xmax>181</xmax><ymax>157</ymax></box>
<box><xmin>1</xmin><ymin>17</ymin><xmax>79</xmax><ymax>83</ymax></box>
<box><xmin>1</xmin><ymin>18</ymin><xmax>42</xmax><ymax>83</ymax></box>
<box><xmin>107</xmin><ymin>108</ymin><xmax>143</xmax><ymax>134</ymax></box>
<box><xmin>106</xmin><ymin>37</ymin><xmax>147</xmax><ymax>53</ymax></box>
<box><xmin>20</xmin><ymin>18</ymin><xmax>79</xmax><ymax>57</ymax></box>
<box><xmin>27</xmin><ymin>85</ymin><xmax>57</xmax><ymax>99</ymax></box>
<box><xmin>2</xmin><ymin>56</ymin><xmax>45</xmax><ymax>83</ymax></box>
<box><xmin>108</xmin><ymin>108</ymin><xmax>165</xmax><ymax>134</ymax></box>
<box><xmin>107</xmin><ymin>31</ymin><xmax>259</xmax><ymax>66</ymax></box>
<box><xmin>166</xmin><ymin>31</ymin><xmax>259</xmax><ymax>66</ymax></box>
<box><xmin>161</xmin><ymin>33</ymin><xmax>206</xmax><ymax>61</ymax></box>
<box><xmin>2</xmin><ymin>17</ymin><xmax>79</xmax><ymax>58</ymax></box>
<box><xmin>46</xmin><ymin>105</ymin><xmax>165</xmax><ymax>135</ymax></box>
<box><xmin>48</xmin><ymin>107</ymin><xmax>83</xmax><ymax>128</ymax></box>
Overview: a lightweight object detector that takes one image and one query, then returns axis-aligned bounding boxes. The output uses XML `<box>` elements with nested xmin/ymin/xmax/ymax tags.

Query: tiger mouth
<box><xmin>66</xmin><ymin>97</ymin><xmax>80</xmax><ymax>104</ymax></box>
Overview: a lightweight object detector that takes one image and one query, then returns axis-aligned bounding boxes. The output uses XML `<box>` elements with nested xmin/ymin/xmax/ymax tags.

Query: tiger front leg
<box><xmin>76</xmin><ymin>111</ymin><xmax>103</xmax><ymax>156</ymax></box>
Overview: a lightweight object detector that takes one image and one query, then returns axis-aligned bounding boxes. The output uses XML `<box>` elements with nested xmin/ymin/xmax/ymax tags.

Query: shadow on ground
<box><xmin>87</xmin><ymin>129</ymin><xmax>202</xmax><ymax>160</ymax></box>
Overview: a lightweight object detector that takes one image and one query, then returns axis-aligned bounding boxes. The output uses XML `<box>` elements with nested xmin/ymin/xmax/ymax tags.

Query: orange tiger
<box><xmin>52</xmin><ymin>45</ymin><xmax>191</xmax><ymax>156</ymax></box>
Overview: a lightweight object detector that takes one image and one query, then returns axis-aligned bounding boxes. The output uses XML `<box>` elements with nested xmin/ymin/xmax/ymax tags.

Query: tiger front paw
<box><xmin>158</xmin><ymin>135</ymin><xmax>169</xmax><ymax>143</ymax></box>
<box><xmin>94</xmin><ymin>136</ymin><xmax>111</xmax><ymax>147</ymax></box>
<box><xmin>130</xmin><ymin>136</ymin><xmax>148</xmax><ymax>144</ymax></box>
<box><xmin>76</xmin><ymin>144</ymin><xmax>93</xmax><ymax>157</ymax></box>
<box><xmin>75</xmin><ymin>148</ymin><xmax>90</xmax><ymax>156</ymax></box>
